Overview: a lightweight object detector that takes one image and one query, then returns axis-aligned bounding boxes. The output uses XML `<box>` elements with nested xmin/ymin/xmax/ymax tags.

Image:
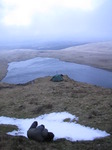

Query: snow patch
<box><xmin>0</xmin><ymin>112</ymin><xmax>110</xmax><ymax>141</ymax></box>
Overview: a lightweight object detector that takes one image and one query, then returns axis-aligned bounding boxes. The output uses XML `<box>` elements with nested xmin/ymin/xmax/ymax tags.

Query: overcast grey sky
<box><xmin>0</xmin><ymin>0</ymin><xmax>112</xmax><ymax>43</ymax></box>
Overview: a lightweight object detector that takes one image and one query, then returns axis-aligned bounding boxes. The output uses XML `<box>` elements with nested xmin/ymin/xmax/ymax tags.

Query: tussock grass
<box><xmin>0</xmin><ymin>76</ymin><xmax>112</xmax><ymax>149</ymax></box>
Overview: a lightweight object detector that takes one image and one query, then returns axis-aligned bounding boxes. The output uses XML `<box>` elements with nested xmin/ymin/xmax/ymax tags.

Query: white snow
<box><xmin>0</xmin><ymin>112</ymin><xmax>110</xmax><ymax>141</ymax></box>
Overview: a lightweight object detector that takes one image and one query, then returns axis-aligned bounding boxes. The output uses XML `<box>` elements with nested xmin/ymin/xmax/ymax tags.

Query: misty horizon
<box><xmin>0</xmin><ymin>0</ymin><xmax>112</xmax><ymax>49</ymax></box>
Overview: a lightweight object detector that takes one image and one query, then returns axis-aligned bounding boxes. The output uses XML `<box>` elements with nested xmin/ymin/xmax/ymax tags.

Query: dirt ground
<box><xmin>0</xmin><ymin>41</ymin><xmax>112</xmax><ymax>149</ymax></box>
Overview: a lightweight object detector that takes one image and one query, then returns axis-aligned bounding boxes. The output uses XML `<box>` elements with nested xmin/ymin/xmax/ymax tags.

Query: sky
<box><xmin>0</xmin><ymin>0</ymin><xmax>112</xmax><ymax>44</ymax></box>
<box><xmin>0</xmin><ymin>112</ymin><xmax>110</xmax><ymax>141</ymax></box>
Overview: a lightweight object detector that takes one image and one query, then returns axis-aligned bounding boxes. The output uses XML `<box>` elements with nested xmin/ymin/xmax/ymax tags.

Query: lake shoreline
<box><xmin>2</xmin><ymin>57</ymin><xmax>112</xmax><ymax>88</ymax></box>
<box><xmin>0</xmin><ymin>41</ymin><xmax>112</xmax><ymax>82</ymax></box>
<box><xmin>0</xmin><ymin>41</ymin><xmax>112</xmax><ymax>149</ymax></box>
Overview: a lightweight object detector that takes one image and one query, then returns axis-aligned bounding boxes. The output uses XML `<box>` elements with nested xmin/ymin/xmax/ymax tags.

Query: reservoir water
<box><xmin>1</xmin><ymin>57</ymin><xmax>112</xmax><ymax>88</ymax></box>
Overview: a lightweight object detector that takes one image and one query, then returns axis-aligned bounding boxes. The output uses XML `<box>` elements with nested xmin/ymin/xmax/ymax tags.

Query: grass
<box><xmin>0</xmin><ymin>75</ymin><xmax>112</xmax><ymax>149</ymax></box>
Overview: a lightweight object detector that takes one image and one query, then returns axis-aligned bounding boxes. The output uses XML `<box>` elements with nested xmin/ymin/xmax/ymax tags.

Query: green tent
<box><xmin>51</xmin><ymin>74</ymin><xmax>64</xmax><ymax>82</ymax></box>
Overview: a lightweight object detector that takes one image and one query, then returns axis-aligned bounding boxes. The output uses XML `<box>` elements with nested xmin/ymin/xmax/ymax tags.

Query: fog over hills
<box><xmin>0</xmin><ymin>0</ymin><xmax>112</xmax><ymax>49</ymax></box>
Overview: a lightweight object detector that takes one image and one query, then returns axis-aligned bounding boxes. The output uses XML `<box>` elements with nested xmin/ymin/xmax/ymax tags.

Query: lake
<box><xmin>1</xmin><ymin>57</ymin><xmax>112</xmax><ymax>88</ymax></box>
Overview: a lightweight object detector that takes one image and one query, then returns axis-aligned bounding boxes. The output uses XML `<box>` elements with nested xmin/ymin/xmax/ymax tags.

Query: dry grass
<box><xmin>0</xmin><ymin>41</ymin><xmax>112</xmax><ymax>149</ymax></box>
<box><xmin>0</xmin><ymin>75</ymin><xmax>112</xmax><ymax>149</ymax></box>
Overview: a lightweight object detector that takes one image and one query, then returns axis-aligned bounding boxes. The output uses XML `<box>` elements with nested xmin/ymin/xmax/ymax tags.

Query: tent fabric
<box><xmin>51</xmin><ymin>74</ymin><xmax>63</xmax><ymax>82</ymax></box>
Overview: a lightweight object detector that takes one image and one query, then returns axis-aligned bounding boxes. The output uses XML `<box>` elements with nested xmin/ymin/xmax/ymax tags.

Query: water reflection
<box><xmin>2</xmin><ymin>57</ymin><xmax>112</xmax><ymax>88</ymax></box>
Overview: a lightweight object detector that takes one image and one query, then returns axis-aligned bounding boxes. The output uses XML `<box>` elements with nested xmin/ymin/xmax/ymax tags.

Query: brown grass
<box><xmin>0</xmin><ymin>41</ymin><xmax>112</xmax><ymax>149</ymax></box>
<box><xmin>0</xmin><ymin>75</ymin><xmax>112</xmax><ymax>149</ymax></box>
